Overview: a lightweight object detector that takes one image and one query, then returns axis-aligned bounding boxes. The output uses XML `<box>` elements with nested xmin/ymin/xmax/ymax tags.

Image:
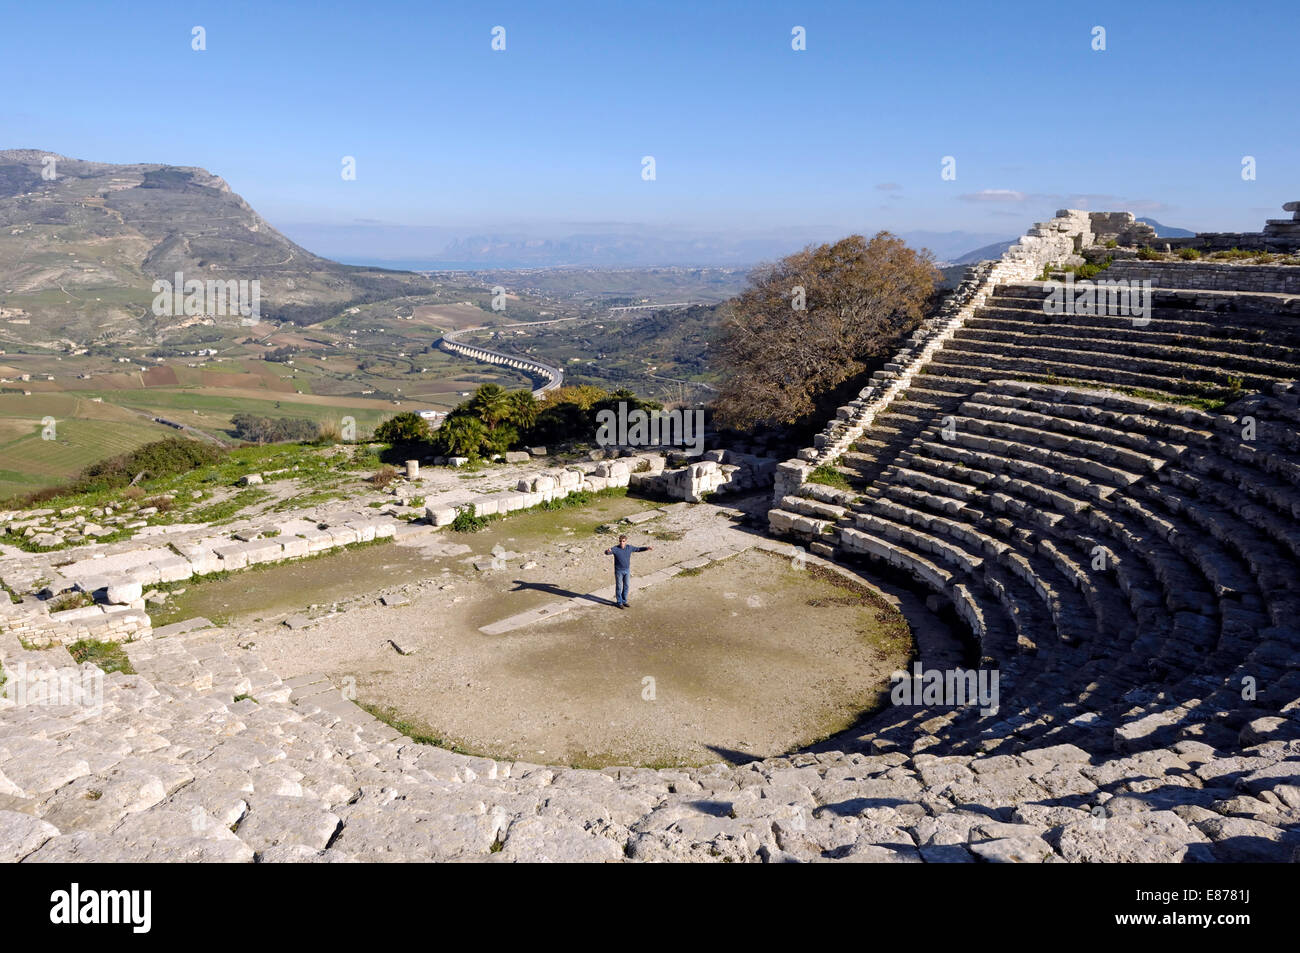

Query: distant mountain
<box><xmin>898</xmin><ymin>230</ymin><xmax>1009</xmax><ymax>263</ymax></box>
<box><xmin>0</xmin><ymin>149</ymin><xmax>431</xmax><ymax>343</ymax></box>
<box><xmin>284</xmin><ymin>223</ymin><xmax>1011</xmax><ymax>272</ymax></box>
<box><xmin>952</xmin><ymin>238</ymin><xmax>1016</xmax><ymax>265</ymax></box>
<box><xmin>1137</xmin><ymin>217</ymin><xmax>1195</xmax><ymax>238</ymax></box>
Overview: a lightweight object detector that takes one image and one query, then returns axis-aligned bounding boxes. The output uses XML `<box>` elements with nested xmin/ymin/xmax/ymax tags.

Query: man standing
<box><xmin>604</xmin><ymin>534</ymin><xmax>652</xmax><ymax>609</ymax></box>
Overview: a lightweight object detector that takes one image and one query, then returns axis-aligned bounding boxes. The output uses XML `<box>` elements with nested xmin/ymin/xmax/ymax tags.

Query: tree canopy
<box><xmin>713</xmin><ymin>232</ymin><xmax>938</xmax><ymax>430</ymax></box>
<box><xmin>371</xmin><ymin>382</ymin><xmax>663</xmax><ymax>462</ymax></box>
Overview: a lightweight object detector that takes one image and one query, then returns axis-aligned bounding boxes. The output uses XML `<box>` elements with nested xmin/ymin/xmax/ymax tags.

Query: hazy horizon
<box><xmin>4</xmin><ymin>0</ymin><xmax>1296</xmax><ymax>266</ymax></box>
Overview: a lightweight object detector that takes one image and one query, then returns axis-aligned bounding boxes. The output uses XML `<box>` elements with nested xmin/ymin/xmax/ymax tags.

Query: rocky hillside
<box><xmin>0</xmin><ymin>150</ymin><xmax>431</xmax><ymax>345</ymax></box>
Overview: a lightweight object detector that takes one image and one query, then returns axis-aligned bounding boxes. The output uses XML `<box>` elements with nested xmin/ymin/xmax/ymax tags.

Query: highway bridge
<box><xmin>436</xmin><ymin>327</ymin><xmax>563</xmax><ymax>397</ymax></box>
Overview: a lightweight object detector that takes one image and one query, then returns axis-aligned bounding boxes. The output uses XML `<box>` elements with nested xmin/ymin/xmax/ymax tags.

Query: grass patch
<box><xmin>67</xmin><ymin>639</ymin><xmax>136</xmax><ymax>676</ymax></box>
<box><xmin>271</xmin><ymin>489</ymin><xmax>345</xmax><ymax>512</ymax></box>
<box><xmin>807</xmin><ymin>464</ymin><xmax>851</xmax><ymax>490</ymax></box>
<box><xmin>452</xmin><ymin>486</ymin><xmax>628</xmax><ymax>531</ymax></box>
<box><xmin>358</xmin><ymin>702</ymin><xmax>467</xmax><ymax>752</ymax></box>
<box><xmin>1016</xmin><ymin>375</ymin><xmax>1241</xmax><ymax>412</ymax></box>
<box><xmin>539</xmin><ymin>487</ymin><xmax>627</xmax><ymax>511</ymax></box>
<box><xmin>189</xmin><ymin>488</ymin><xmax>270</xmax><ymax>524</ymax></box>
<box><xmin>48</xmin><ymin>591</ymin><xmax>94</xmax><ymax>612</ymax></box>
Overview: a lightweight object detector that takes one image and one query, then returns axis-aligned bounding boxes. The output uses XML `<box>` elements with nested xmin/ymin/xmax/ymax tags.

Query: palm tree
<box><xmin>504</xmin><ymin>390</ymin><xmax>539</xmax><ymax>430</ymax></box>
<box><xmin>467</xmin><ymin>384</ymin><xmax>510</xmax><ymax>431</ymax></box>
<box><xmin>437</xmin><ymin>415</ymin><xmax>488</xmax><ymax>458</ymax></box>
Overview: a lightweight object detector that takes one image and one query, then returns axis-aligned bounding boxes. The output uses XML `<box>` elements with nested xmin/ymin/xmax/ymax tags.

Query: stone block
<box><xmin>425</xmin><ymin>506</ymin><xmax>456</xmax><ymax>527</ymax></box>
<box><xmin>325</xmin><ymin>527</ymin><xmax>357</xmax><ymax>547</ymax></box>
<box><xmin>299</xmin><ymin>529</ymin><xmax>336</xmax><ymax>553</ymax></box>
<box><xmin>150</xmin><ymin>556</ymin><xmax>192</xmax><ymax>584</ymax></box>
<box><xmin>345</xmin><ymin>521</ymin><xmax>377</xmax><ymax>543</ymax></box>
<box><xmin>279</xmin><ymin>536</ymin><xmax>309</xmax><ymax>559</ymax></box>
<box><xmin>213</xmin><ymin>545</ymin><xmax>249</xmax><ymax>571</ymax></box>
<box><xmin>103</xmin><ymin>580</ymin><xmax>143</xmax><ymax>605</ymax></box>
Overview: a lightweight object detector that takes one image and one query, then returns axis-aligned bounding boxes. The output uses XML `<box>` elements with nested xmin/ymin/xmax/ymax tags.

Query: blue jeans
<box><xmin>615</xmin><ymin>570</ymin><xmax>630</xmax><ymax>605</ymax></box>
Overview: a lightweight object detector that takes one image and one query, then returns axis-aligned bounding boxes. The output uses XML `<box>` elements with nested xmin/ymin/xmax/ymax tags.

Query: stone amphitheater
<box><xmin>2</xmin><ymin>205</ymin><xmax>1299</xmax><ymax>863</ymax></box>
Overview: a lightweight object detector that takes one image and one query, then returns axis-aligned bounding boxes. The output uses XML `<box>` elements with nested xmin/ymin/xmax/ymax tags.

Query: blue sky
<box><xmin>3</xmin><ymin>0</ymin><xmax>1297</xmax><ymax>257</ymax></box>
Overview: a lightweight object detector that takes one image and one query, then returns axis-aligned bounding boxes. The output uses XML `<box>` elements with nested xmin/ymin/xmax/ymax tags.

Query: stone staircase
<box><xmin>768</xmin><ymin>234</ymin><xmax>1300</xmax><ymax>777</ymax></box>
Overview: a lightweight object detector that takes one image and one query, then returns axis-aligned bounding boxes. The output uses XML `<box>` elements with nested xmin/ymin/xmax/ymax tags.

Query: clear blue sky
<box><xmin>3</xmin><ymin>0</ymin><xmax>1297</xmax><ymax>245</ymax></box>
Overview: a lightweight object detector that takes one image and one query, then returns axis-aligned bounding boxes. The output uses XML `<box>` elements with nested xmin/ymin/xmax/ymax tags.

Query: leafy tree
<box><xmin>528</xmin><ymin>400</ymin><xmax>590</xmax><ymax>446</ymax></box>
<box><xmin>537</xmin><ymin>384</ymin><xmax>608</xmax><ymax>412</ymax></box>
<box><xmin>713</xmin><ymin>232</ymin><xmax>938</xmax><ymax>429</ymax></box>
<box><xmin>231</xmin><ymin>413</ymin><xmax>318</xmax><ymax>444</ymax></box>
<box><xmin>592</xmin><ymin>387</ymin><xmax>661</xmax><ymax>418</ymax></box>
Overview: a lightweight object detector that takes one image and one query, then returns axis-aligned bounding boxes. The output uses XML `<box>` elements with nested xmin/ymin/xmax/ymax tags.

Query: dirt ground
<box><xmin>168</xmin><ymin>495</ymin><xmax>913</xmax><ymax>767</ymax></box>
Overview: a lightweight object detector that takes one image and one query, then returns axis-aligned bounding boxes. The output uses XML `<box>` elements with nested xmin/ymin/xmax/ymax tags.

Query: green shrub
<box><xmin>1068</xmin><ymin>256</ymin><xmax>1114</xmax><ymax>280</ymax></box>
<box><xmin>66</xmin><ymin>438</ymin><xmax>224</xmax><ymax>496</ymax></box>
<box><xmin>451</xmin><ymin>507</ymin><xmax>495</xmax><ymax>532</ymax></box>
<box><xmin>231</xmin><ymin>413</ymin><xmax>319</xmax><ymax>444</ymax></box>
<box><xmin>1178</xmin><ymin>247</ymin><xmax>1202</xmax><ymax>260</ymax></box>
<box><xmin>374</xmin><ymin>412</ymin><xmax>432</xmax><ymax>444</ymax></box>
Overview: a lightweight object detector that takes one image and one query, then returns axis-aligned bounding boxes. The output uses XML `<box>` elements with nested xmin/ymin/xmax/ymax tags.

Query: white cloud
<box><xmin>959</xmin><ymin>189</ymin><xmax>1028</xmax><ymax>203</ymax></box>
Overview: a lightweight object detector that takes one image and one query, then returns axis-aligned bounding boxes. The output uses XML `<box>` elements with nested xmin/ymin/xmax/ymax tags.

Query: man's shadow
<box><xmin>509</xmin><ymin>579</ymin><xmax>618</xmax><ymax>607</ymax></box>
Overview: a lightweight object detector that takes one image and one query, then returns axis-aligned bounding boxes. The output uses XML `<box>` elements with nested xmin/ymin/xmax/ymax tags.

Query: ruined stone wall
<box><xmin>1087</xmin><ymin>211</ymin><xmax>1157</xmax><ymax>247</ymax></box>
<box><xmin>1105</xmin><ymin>259</ymin><xmax>1300</xmax><ymax>294</ymax></box>
<box><xmin>0</xmin><ymin>598</ymin><xmax>150</xmax><ymax>648</ymax></box>
<box><xmin>1150</xmin><ymin>203</ymin><xmax>1300</xmax><ymax>254</ymax></box>
<box><xmin>631</xmin><ymin>450</ymin><xmax>777</xmax><ymax>503</ymax></box>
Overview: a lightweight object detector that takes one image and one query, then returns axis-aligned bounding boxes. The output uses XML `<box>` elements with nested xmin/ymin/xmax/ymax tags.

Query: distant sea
<box><xmin>338</xmin><ymin>258</ymin><xmax>513</xmax><ymax>272</ymax></box>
